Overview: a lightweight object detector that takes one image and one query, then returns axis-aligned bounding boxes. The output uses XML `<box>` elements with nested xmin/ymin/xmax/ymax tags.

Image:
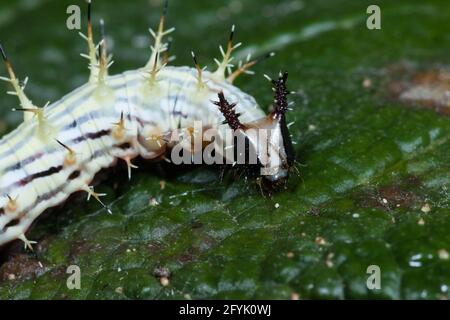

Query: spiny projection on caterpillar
<box><xmin>0</xmin><ymin>1</ymin><xmax>296</xmax><ymax>250</ymax></box>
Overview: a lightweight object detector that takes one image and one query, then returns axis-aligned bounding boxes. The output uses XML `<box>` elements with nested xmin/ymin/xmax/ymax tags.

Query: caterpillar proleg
<box><xmin>0</xmin><ymin>1</ymin><xmax>294</xmax><ymax>250</ymax></box>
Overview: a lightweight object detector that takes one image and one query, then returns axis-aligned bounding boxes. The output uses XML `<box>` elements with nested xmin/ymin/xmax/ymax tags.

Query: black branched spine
<box><xmin>273</xmin><ymin>72</ymin><xmax>290</xmax><ymax>116</ymax></box>
<box><xmin>214</xmin><ymin>91</ymin><xmax>243</xmax><ymax>130</ymax></box>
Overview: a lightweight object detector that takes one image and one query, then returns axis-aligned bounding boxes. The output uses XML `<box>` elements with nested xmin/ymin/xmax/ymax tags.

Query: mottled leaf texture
<box><xmin>0</xmin><ymin>0</ymin><xmax>449</xmax><ymax>299</ymax></box>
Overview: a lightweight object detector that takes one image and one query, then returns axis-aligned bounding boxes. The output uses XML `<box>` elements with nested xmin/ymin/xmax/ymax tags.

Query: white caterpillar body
<box><xmin>0</xmin><ymin>2</ymin><xmax>293</xmax><ymax>249</ymax></box>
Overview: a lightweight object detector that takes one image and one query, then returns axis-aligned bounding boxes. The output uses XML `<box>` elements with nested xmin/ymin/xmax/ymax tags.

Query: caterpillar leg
<box><xmin>121</xmin><ymin>156</ymin><xmax>138</xmax><ymax>180</ymax></box>
<box><xmin>0</xmin><ymin>222</ymin><xmax>36</xmax><ymax>252</ymax></box>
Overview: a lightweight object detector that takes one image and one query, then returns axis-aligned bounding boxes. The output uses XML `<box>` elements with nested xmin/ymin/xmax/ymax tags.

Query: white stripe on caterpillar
<box><xmin>0</xmin><ymin>1</ymin><xmax>294</xmax><ymax>249</ymax></box>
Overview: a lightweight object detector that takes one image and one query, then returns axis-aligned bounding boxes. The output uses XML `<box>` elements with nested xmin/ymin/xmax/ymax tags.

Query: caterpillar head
<box><xmin>215</xmin><ymin>72</ymin><xmax>295</xmax><ymax>195</ymax></box>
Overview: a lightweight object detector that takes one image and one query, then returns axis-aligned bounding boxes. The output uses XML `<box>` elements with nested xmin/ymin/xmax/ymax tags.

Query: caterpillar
<box><xmin>0</xmin><ymin>1</ymin><xmax>294</xmax><ymax>250</ymax></box>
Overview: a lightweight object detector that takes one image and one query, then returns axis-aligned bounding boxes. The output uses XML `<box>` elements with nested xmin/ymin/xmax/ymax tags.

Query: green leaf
<box><xmin>0</xmin><ymin>0</ymin><xmax>449</xmax><ymax>299</ymax></box>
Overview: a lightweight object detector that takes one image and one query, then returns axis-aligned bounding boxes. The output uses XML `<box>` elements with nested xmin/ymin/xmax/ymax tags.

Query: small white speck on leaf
<box><xmin>326</xmin><ymin>252</ymin><xmax>334</xmax><ymax>268</ymax></box>
<box><xmin>421</xmin><ymin>203</ymin><xmax>431</xmax><ymax>213</ymax></box>
<box><xmin>115</xmin><ymin>287</ymin><xmax>123</xmax><ymax>294</ymax></box>
<box><xmin>362</xmin><ymin>78</ymin><xmax>372</xmax><ymax>88</ymax></box>
<box><xmin>275</xmin><ymin>203</ymin><xmax>280</xmax><ymax>209</ymax></box>
<box><xmin>154</xmin><ymin>266</ymin><xmax>171</xmax><ymax>287</ymax></box>
<box><xmin>315</xmin><ymin>236</ymin><xmax>326</xmax><ymax>245</ymax></box>
<box><xmin>160</xmin><ymin>277</ymin><xmax>170</xmax><ymax>287</ymax></box>
<box><xmin>149</xmin><ymin>197</ymin><xmax>159</xmax><ymax>206</ymax></box>
<box><xmin>438</xmin><ymin>249</ymin><xmax>449</xmax><ymax>260</ymax></box>
<box><xmin>418</xmin><ymin>218</ymin><xmax>425</xmax><ymax>226</ymax></box>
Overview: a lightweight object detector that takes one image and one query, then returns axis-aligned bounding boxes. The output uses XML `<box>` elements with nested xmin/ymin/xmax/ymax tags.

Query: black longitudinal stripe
<box><xmin>68</xmin><ymin>170</ymin><xmax>81</xmax><ymax>180</ymax></box>
<box><xmin>4</xmin><ymin>218</ymin><xmax>20</xmax><ymax>229</ymax></box>
<box><xmin>1</xmin><ymin>129</ymin><xmax>112</xmax><ymax>193</ymax></box>
<box><xmin>1</xmin><ymin>143</ymin><xmax>132</xmax><ymax>232</ymax></box>
<box><xmin>18</xmin><ymin>165</ymin><xmax>63</xmax><ymax>186</ymax></box>
<box><xmin>118</xmin><ymin>142</ymin><xmax>132</xmax><ymax>149</ymax></box>
<box><xmin>73</xmin><ymin>129</ymin><xmax>111</xmax><ymax>143</ymax></box>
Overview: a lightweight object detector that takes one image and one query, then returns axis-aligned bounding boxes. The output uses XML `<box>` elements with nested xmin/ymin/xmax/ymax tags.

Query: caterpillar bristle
<box><xmin>191</xmin><ymin>51</ymin><xmax>206</xmax><ymax>89</ymax></box>
<box><xmin>12</xmin><ymin>107</ymin><xmax>43</xmax><ymax>119</ymax></box>
<box><xmin>6</xmin><ymin>194</ymin><xmax>18</xmax><ymax>212</ymax></box>
<box><xmin>162</xmin><ymin>37</ymin><xmax>173</xmax><ymax>64</ymax></box>
<box><xmin>228</xmin><ymin>51</ymin><xmax>276</xmax><ymax>82</ymax></box>
<box><xmin>191</xmin><ymin>50</ymin><xmax>198</xmax><ymax>67</ymax></box>
<box><xmin>55</xmin><ymin>139</ymin><xmax>77</xmax><ymax>166</ymax></box>
<box><xmin>146</xmin><ymin>0</ymin><xmax>174</xmax><ymax>73</ymax></box>
<box><xmin>163</xmin><ymin>0</ymin><xmax>169</xmax><ymax>17</ymax></box>
<box><xmin>12</xmin><ymin>107</ymin><xmax>37</xmax><ymax>113</ymax></box>
<box><xmin>0</xmin><ymin>49</ymin><xmax>39</xmax><ymax>122</ymax></box>
<box><xmin>147</xmin><ymin>52</ymin><xmax>161</xmax><ymax>85</ymax></box>
<box><xmin>112</xmin><ymin>111</ymin><xmax>127</xmax><ymax>140</ymax></box>
<box><xmin>83</xmin><ymin>0</ymin><xmax>100</xmax><ymax>83</ymax></box>
<box><xmin>263</xmin><ymin>74</ymin><xmax>272</xmax><ymax>82</ymax></box>
<box><xmin>55</xmin><ymin>139</ymin><xmax>71</xmax><ymax>151</ymax></box>
<box><xmin>214</xmin><ymin>25</ymin><xmax>245</xmax><ymax>80</ymax></box>
<box><xmin>0</xmin><ymin>44</ymin><xmax>7</xmax><ymax>62</ymax></box>
<box><xmin>87</xmin><ymin>0</ymin><xmax>92</xmax><ymax>26</ymax></box>
<box><xmin>229</xmin><ymin>24</ymin><xmax>236</xmax><ymax>42</ymax></box>
<box><xmin>98</xmin><ymin>18</ymin><xmax>110</xmax><ymax>83</ymax></box>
